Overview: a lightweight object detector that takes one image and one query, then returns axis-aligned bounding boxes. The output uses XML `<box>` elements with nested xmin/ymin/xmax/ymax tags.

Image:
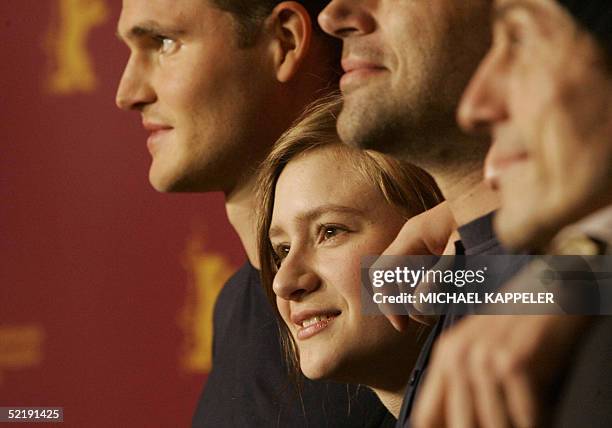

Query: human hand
<box><xmin>412</xmin><ymin>314</ymin><xmax>592</xmax><ymax>428</ymax></box>
<box><xmin>385</xmin><ymin>202</ymin><xmax>456</xmax><ymax>257</ymax></box>
<box><xmin>375</xmin><ymin>202</ymin><xmax>457</xmax><ymax>329</ymax></box>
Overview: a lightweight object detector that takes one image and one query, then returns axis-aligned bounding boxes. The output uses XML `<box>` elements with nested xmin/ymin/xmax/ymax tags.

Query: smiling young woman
<box><xmin>255</xmin><ymin>95</ymin><xmax>443</xmax><ymax>418</ymax></box>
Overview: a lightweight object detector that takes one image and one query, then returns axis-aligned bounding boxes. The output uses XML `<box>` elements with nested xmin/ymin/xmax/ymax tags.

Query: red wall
<box><xmin>0</xmin><ymin>1</ymin><xmax>244</xmax><ymax>426</ymax></box>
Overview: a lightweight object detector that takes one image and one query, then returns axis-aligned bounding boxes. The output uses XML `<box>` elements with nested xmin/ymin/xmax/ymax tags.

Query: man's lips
<box><xmin>291</xmin><ymin>309</ymin><xmax>341</xmax><ymax>340</ymax></box>
<box><xmin>485</xmin><ymin>145</ymin><xmax>529</xmax><ymax>189</ymax></box>
<box><xmin>341</xmin><ymin>58</ymin><xmax>385</xmax><ymax>73</ymax></box>
<box><xmin>340</xmin><ymin>58</ymin><xmax>386</xmax><ymax>90</ymax></box>
<box><xmin>143</xmin><ymin>121</ymin><xmax>173</xmax><ymax>133</ymax></box>
<box><xmin>143</xmin><ymin>121</ymin><xmax>173</xmax><ymax>155</ymax></box>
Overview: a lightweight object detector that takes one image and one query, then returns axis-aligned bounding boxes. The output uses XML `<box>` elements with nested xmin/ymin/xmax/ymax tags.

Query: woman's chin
<box><xmin>300</xmin><ymin>360</ymin><xmax>338</xmax><ymax>381</ymax></box>
<box><xmin>300</xmin><ymin>366</ymin><xmax>328</xmax><ymax>381</ymax></box>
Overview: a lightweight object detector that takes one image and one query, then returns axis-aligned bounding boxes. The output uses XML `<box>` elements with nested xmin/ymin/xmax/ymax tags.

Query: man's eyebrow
<box><xmin>268</xmin><ymin>205</ymin><xmax>365</xmax><ymax>240</ymax></box>
<box><xmin>116</xmin><ymin>20</ymin><xmax>185</xmax><ymax>41</ymax></box>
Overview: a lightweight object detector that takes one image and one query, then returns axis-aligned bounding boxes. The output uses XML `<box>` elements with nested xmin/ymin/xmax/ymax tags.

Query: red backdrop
<box><xmin>0</xmin><ymin>1</ymin><xmax>244</xmax><ymax>426</ymax></box>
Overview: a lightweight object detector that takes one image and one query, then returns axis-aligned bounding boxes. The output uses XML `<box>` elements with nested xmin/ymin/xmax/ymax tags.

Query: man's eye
<box><xmin>155</xmin><ymin>36</ymin><xmax>178</xmax><ymax>55</ymax></box>
<box><xmin>507</xmin><ymin>29</ymin><xmax>522</xmax><ymax>49</ymax></box>
<box><xmin>501</xmin><ymin>23</ymin><xmax>525</xmax><ymax>53</ymax></box>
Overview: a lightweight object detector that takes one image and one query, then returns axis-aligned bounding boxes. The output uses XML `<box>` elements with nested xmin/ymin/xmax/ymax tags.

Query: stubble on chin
<box><xmin>336</xmin><ymin>93</ymin><xmax>407</xmax><ymax>156</ymax></box>
<box><xmin>336</xmin><ymin>93</ymin><xmax>479</xmax><ymax>174</ymax></box>
<box><xmin>495</xmin><ymin>196</ymin><xmax>549</xmax><ymax>251</ymax></box>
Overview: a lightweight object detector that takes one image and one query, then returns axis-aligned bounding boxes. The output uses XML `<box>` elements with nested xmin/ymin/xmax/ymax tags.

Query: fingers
<box><xmin>374</xmin><ymin>203</ymin><xmax>456</xmax><ymax>327</ymax></box>
<box><xmin>413</xmin><ymin>316</ymin><xmax>536</xmax><ymax>428</ymax></box>
<box><xmin>383</xmin><ymin>202</ymin><xmax>455</xmax><ymax>257</ymax></box>
<box><xmin>496</xmin><ymin>323</ymin><xmax>541</xmax><ymax>428</ymax></box>
<box><xmin>469</xmin><ymin>342</ymin><xmax>512</xmax><ymax>428</ymax></box>
<box><xmin>413</xmin><ymin>329</ymin><xmax>472</xmax><ymax>428</ymax></box>
<box><xmin>386</xmin><ymin>313</ymin><xmax>416</xmax><ymax>331</ymax></box>
<box><xmin>502</xmin><ymin>366</ymin><xmax>538</xmax><ymax>428</ymax></box>
<box><xmin>408</xmin><ymin>224</ymin><xmax>461</xmax><ymax>319</ymax></box>
<box><xmin>412</xmin><ymin>251</ymin><xmax>457</xmax><ymax>314</ymax></box>
<box><xmin>448</xmin><ymin>369</ymin><xmax>477</xmax><ymax>428</ymax></box>
<box><xmin>412</xmin><ymin>347</ymin><xmax>448</xmax><ymax>427</ymax></box>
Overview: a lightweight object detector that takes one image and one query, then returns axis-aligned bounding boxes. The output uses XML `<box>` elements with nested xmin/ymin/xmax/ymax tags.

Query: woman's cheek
<box><xmin>324</xmin><ymin>247</ymin><xmax>365</xmax><ymax>297</ymax></box>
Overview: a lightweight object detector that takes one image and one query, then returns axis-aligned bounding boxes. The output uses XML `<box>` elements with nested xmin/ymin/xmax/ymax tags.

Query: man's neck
<box><xmin>433</xmin><ymin>167</ymin><xmax>500</xmax><ymax>227</ymax></box>
<box><xmin>225</xmin><ymin>176</ymin><xmax>260</xmax><ymax>269</ymax></box>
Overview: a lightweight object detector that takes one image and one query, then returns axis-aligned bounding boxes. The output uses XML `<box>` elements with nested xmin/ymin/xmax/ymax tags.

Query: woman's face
<box><xmin>269</xmin><ymin>146</ymin><xmax>413</xmax><ymax>383</ymax></box>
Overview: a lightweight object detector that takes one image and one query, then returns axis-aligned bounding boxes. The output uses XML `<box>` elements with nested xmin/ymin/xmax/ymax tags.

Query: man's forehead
<box><xmin>117</xmin><ymin>0</ymin><xmax>200</xmax><ymax>35</ymax></box>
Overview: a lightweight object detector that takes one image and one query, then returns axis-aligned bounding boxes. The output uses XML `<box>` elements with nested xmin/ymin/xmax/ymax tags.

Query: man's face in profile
<box><xmin>116</xmin><ymin>0</ymin><xmax>274</xmax><ymax>193</ymax></box>
<box><xmin>318</xmin><ymin>0</ymin><xmax>492</xmax><ymax>163</ymax></box>
<box><xmin>458</xmin><ymin>0</ymin><xmax>612</xmax><ymax>250</ymax></box>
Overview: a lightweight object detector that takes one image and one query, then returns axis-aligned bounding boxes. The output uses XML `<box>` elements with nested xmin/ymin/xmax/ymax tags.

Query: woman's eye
<box><xmin>274</xmin><ymin>244</ymin><xmax>290</xmax><ymax>265</ymax></box>
<box><xmin>323</xmin><ymin>227</ymin><xmax>339</xmax><ymax>239</ymax></box>
<box><xmin>319</xmin><ymin>225</ymin><xmax>347</xmax><ymax>242</ymax></box>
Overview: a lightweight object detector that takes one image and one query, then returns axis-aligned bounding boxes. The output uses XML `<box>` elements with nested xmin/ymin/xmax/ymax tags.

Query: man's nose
<box><xmin>115</xmin><ymin>56</ymin><xmax>156</xmax><ymax>111</ymax></box>
<box><xmin>457</xmin><ymin>51</ymin><xmax>509</xmax><ymax>136</ymax></box>
<box><xmin>318</xmin><ymin>0</ymin><xmax>376</xmax><ymax>39</ymax></box>
<box><xmin>273</xmin><ymin>254</ymin><xmax>321</xmax><ymax>301</ymax></box>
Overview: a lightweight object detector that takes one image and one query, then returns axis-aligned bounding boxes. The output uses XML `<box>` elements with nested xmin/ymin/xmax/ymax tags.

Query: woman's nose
<box><xmin>273</xmin><ymin>255</ymin><xmax>321</xmax><ymax>301</ymax></box>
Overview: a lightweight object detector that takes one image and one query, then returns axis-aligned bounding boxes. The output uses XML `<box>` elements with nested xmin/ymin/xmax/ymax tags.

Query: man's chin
<box><xmin>337</xmin><ymin>90</ymin><xmax>380</xmax><ymax>146</ymax></box>
<box><xmin>336</xmin><ymin>114</ymin><xmax>366</xmax><ymax>150</ymax></box>
<box><xmin>148</xmin><ymin>166</ymin><xmax>185</xmax><ymax>193</ymax></box>
<box><xmin>336</xmin><ymin>107</ymin><xmax>399</xmax><ymax>155</ymax></box>
<box><xmin>149</xmin><ymin>165</ymin><xmax>230</xmax><ymax>193</ymax></box>
<box><xmin>495</xmin><ymin>207</ymin><xmax>556</xmax><ymax>252</ymax></box>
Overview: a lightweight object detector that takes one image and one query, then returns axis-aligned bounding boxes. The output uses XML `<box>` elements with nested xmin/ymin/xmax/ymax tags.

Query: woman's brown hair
<box><xmin>256</xmin><ymin>94</ymin><xmax>443</xmax><ymax>386</ymax></box>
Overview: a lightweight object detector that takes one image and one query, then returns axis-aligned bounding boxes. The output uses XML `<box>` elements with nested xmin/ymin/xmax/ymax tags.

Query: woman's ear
<box><xmin>267</xmin><ymin>1</ymin><xmax>312</xmax><ymax>83</ymax></box>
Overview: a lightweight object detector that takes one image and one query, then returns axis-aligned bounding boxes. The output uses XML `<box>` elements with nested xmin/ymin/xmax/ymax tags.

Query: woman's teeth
<box><xmin>302</xmin><ymin>315</ymin><xmax>335</xmax><ymax>328</ymax></box>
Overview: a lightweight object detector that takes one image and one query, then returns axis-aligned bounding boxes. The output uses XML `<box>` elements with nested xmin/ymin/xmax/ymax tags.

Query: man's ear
<box><xmin>267</xmin><ymin>1</ymin><xmax>312</xmax><ymax>83</ymax></box>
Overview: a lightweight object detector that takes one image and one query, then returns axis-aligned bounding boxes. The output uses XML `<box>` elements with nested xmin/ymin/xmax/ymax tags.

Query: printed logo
<box><xmin>45</xmin><ymin>0</ymin><xmax>109</xmax><ymax>94</ymax></box>
<box><xmin>179</xmin><ymin>234</ymin><xmax>235</xmax><ymax>374</ymax></box>
<box><xmin>0</xmin><ymin>325</ymin><xmax>44</xmax><ymax>385</ymax></box>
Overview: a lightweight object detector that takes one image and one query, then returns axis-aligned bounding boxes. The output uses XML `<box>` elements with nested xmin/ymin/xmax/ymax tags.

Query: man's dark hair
<box><xmin>556</xmin><ymin>0</ymin><xmax>612</xmax><ymax>60</ymax></box>
<box><xmin>210</xmin><ymin>0</ymin><xmax>330</xmax><ymax>47</ymax></box>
